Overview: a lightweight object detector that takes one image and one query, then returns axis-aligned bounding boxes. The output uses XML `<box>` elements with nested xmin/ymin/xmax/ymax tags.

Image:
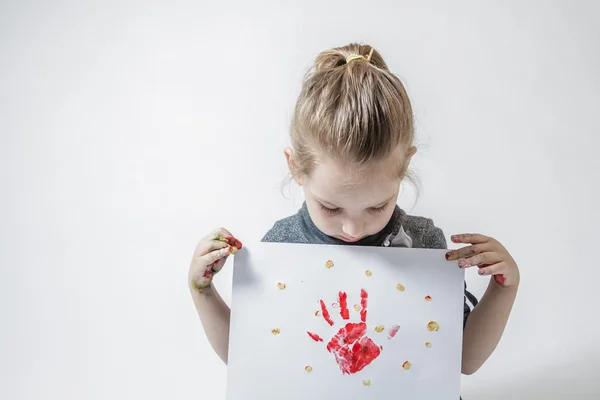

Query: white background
<box><xmin>1</xmin><ymin>0</ymin><xmax>599</xmax><ymax>399</ymax></box>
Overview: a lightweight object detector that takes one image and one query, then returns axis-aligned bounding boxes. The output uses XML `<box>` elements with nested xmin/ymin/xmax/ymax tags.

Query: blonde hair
<box><xmin>290</xmin><ymin>43</ymin><xmax>415</xmax><ymax>181</ymax></box>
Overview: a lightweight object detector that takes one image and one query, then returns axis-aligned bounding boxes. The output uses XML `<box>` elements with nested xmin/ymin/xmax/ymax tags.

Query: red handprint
<box><xmin>307</xmin><ymin>289</ymin><xmax>396</xmax><ymax>375</ymax></box>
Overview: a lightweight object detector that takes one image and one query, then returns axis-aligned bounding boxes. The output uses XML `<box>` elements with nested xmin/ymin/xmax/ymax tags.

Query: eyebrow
<box><xmin>314</xmin><ymin>194</ymin><xmax>396</xmax><ymax>209</ymax></box>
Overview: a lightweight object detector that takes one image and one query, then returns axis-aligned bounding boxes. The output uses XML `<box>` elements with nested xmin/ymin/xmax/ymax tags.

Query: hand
<box><xmin>445</xmin><ymin>233</ymin><xmax>520</xmax><ymax>287</ymax></box>
<box><xmin>188</xmin><ymin>228</ymin><xmax>243</xmax><ymax>292</ymax></box>
<box><xmin>306</xmin><ymin>289</ymin><xmax>400</xmax><ymax>375</ymax></box>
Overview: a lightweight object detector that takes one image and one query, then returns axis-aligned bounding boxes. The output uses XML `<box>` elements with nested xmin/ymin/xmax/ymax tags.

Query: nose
<box><xmin>342</xmin><ymin>218</ymin><xmax>365</xmax><ymax>239</ymax></box>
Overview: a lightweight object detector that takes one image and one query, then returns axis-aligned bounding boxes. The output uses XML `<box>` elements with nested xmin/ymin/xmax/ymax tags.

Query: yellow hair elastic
<box><xmin>345</xmin><ymin>48</ymin><xmax>375</xmax><ymax>64</ymax></box>
<box><xmin>346</xmin><ymin>54</ymin><xmax>365</xmax><ymax>64</ymax></box>
<box><xmin>367</xmin><ymin>47</ymin><xmax>374</xmax><ymax>61</ymax></box>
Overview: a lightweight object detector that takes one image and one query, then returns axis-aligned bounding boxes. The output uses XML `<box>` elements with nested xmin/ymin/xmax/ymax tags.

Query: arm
<box><xmin>190</xmin><ymin>283</ymin><xmax>231</xmax><ymax>364</ymax></box>
<box><xmin>461</xmin><ymin>278</ymin><xmax>519</xmax><ymax>374</ymax></box>
<box><xmin>188</xmin><ymin>228</ymin><xmax>243</xmax><ymax>364</ymax></box>
<box><xmin>445</xmin><ymin>233</ymin><xmax>520</xmax><ymax>375</ymax></box>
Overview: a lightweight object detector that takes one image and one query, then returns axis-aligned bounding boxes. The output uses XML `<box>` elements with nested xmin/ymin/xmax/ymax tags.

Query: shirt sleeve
<box><xmin>421</xmin><ymin>219</ymin><xmax>477</xmax><ymax>328</ymax></box>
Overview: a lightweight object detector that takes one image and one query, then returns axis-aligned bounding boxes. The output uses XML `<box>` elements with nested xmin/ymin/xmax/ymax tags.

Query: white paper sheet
<box><xmin>227</xmin><ymin>242</ymin><xmax>464</xmax><ymax>400</ymax></box>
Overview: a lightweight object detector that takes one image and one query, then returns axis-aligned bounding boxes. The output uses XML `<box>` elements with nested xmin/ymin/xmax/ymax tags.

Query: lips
<box><xmin>339</xmin><ymin>235</ymin><xmax>361</xmax><ymax>243</ymax></box>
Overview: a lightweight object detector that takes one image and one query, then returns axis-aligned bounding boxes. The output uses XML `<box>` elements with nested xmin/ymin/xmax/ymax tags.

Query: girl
<box><xmin>189</xmin><ymin>43</ymin><xmax>519</xmax><ymax>377</ymax></box>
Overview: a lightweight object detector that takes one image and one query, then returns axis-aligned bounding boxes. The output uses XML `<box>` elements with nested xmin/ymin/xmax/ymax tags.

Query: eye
<box><xmin>369</xmin><ymin>204</ymin><xmax>388</xmax><ymax>213</ymax></box>
<box><xmin>319</xmin><ymin>203</ymin><xmax>342</xmax><ymax>215</ymax></box>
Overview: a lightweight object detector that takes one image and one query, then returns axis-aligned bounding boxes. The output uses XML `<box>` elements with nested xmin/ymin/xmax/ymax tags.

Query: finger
<box><xmin>458</xmin><ymin>252</ymin><xmax>504</xmax><ymax>268</ymax></box>
<box><xmin>206</xmin><ymin>228</ymin><xmax>243</xmax><ymax>252</ymax></box>
<box><xmin>215</xmin><ymin>234</ymin><xmax>243</xmax><ymax>251</ymax></box>
<box><xmin>223</xmin><ymin>235</ymin><xmax>243</xmax><ymax>250</ymax></box>
<box><xmin>445</xmin><ymin>244</ymin><xmax>486</xmax><ymax>261</ymax></box>
<box><xmin>196</xmin><ymin>227</ymin><xmax>236</xmax><ymax>256</ymax></box>
<box><xmin>210</xmin><ymin>256</ymin><xmax>227</xmax><ymax>274</ymax></box>
<box><xmin>477</xmin><ymin>262</ymin><xmax>508</xmax><ymax>276</ymax></box>
<box><xmin>197</xmin><ymin>256</ymin><xmax>227</xmax><ymax>286</ymax></box>
<box><xmin>202</xmin><ymin>227</ymin><xmax>234</xmax><ymax>243</ymax></box>
<box><xmin>192</xmin><ymin>264</ymin><xmax>220</xmax><ymax>290</ymax></box>
<box><xmin>451</xmin><ymin>233</ymin><xmax>489</xmax><ymax>245</ymax></box>
<box><xmin>200</xmin><ymin>246</ymin><xmax>231</xmax><ymax>267</ymax></box>
<box><xmin>196</xmin><ymin>239</ymin><xmax>229</xmax><ymax>257</ymax></box>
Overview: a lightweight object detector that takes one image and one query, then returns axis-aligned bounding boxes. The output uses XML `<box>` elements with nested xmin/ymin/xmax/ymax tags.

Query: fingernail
<box><xmin>445</xmin><ymin>252</ymin><xmax>451</xmax><ymax>260</ymax></box>
<box><xmin>478</xmin><ymin>269</ymin><xmax>485</xmax><ymax>275</ymax></box>
<box><xmin>445</xmin><ymin>252</ymin><xmax>457</xmax><ymax>261</ymax></box>
<box><xmin>458</xmin><ymin>260</ymin><xmax>469</xmax><ymax>268</ymax></box>
<box><xmin>451</xmin><ymin>235</ymin><xmax>458</xmax><ymax>242</ymax></box>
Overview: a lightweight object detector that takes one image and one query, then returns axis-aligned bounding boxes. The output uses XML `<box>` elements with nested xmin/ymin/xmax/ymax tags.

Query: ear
<box><xmin>406</xmin><ymin>146</ymin><xmax>417</xmax><ymax>161</ymax></box>
<box><xmin>284</xmin><ymin>147</ymin><xmax>303</xmax><ymax>185</ymax></box>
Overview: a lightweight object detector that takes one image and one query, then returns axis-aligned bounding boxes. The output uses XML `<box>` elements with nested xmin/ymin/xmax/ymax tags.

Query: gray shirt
<box><xmin>262</xmin><ymin>202</ymin><xmax>477</xmax><ymax>326</ymax></box>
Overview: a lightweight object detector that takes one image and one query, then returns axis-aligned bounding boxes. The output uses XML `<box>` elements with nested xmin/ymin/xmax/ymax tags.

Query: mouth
<box><xmin>339</xmin><ymin>235</ymin><xmax>362</xmax><ymax>243</ymax></box>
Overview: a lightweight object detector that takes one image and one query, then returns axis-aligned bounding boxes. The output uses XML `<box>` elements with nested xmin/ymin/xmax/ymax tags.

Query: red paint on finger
<box><xmin>223</xmin><ymin>235</ymin><xmax>243</xmax><ymax>249</ymax></box>
<box><xmin>320</xmin><ymin>300</ymin><xmax>334</xmax><ymax>326</ymax></box>
<box><xmin>494</xmin><ymin>274</ymin><xmax>506</xmax><ymax>285</ymax></box>
<box><xmin>338</xmin><ymin>292</ymin><xmax>350</xmax><ymax>320</ymax></box>
<box><xmin>360</xmin><ymin>289</ymin><xmax>368</xmax><ymax>322</ymax></box>
<box><xmin>307</xmin><ymin>332</ymin><xmax>323</xmax><ymax>342</ymax></box>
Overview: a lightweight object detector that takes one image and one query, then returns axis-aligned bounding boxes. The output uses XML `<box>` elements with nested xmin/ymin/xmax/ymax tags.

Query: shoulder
<box><xmin>261</xmin><ymin>212</ymin><xmax>311</xmax><ymax>244</ymax></box>
<box><xmin>399</xmin><ymin>211</ymin><xmax>448</xmax><ymax>250</ymax></box>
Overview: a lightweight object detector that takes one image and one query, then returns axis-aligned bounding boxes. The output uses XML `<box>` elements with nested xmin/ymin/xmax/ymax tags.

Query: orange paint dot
<box><xmin>365</xmin><ymin>270</ymin><xmax>372</xmax><ymax>276</ymax></box>
<box><xmin>402</xmin><ymin>361</ymin><xmax>411</xmax><ymax>370</ymax></box>
<box><xmin>425</xmin><ymin>341</ymin><xmax>432</xmax><ymax>348</ymax></box>
<box><xmin>314</xmin><ymin>311</ymin><xmax>320</xmax><ymax>317</ymax></box>
<box><xmin>325</xmin><ymin>260</ymin><xmax>334</xmax><ymax>269</ymax></box>
<box><xmin>363</xmin><ymin>379</ymin><xmax>371</xmax><ymax>386</ymax></box>
<box><xmin>271</xmin><ymin>328</ymin><xmax>280</xmax><ymax>335</ymax></box>
<box><xmin>396</xmin><ymin>283</ymin><xmax>405</xmax><ymax>292</ymax></box>
<box><xmin>277</xmin><ymin>283</ymin><xmax>286</xmax><ymax>290</ymax></box>
<box><xmin>425</xmin><ymin>295</ymin><xmax>432</xmax><ymax>301</ymax></box>
<box><xmin>374</xmin><ymin>325</ymin><xmax>385</xmax><ymax>333</ymax></box>
<box><xmin>427</xmin><ymin>321</ymin><xmax>440</xmax><ymax>332</ymax></box>
<box><xmin>305</xmin><ymin>365</ymin><xmax>312</xmax><ymax>372</ymax></box>
<box><xmin>353</xmin><ymin>304</ymin><xmax>361</xmax><ymax>311</ymax></box>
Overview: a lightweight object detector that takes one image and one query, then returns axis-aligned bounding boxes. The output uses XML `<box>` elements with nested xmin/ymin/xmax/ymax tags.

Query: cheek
<box><xmin>307</xmin><ymin>208</ymin><xmax>341</xmax><ymax>235</ymax></box>
<box><xmin>368</xmin><ymin>209</ymin><xmax>395</xmax><ymax>232</ymax></box>
<box><xmin>312</xmin><ymin>212</ymin><xmax>339</xmax><ymax>234</ymax></box>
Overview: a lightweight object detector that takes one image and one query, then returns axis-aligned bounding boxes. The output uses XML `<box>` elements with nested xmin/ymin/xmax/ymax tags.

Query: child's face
<box><xmin>297</xmin><ymin>154</ymin><xmax>404</xmax><ymax>242</ymax></box>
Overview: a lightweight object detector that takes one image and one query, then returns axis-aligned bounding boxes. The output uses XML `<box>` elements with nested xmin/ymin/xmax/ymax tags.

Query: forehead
<box><xmin>306</xmin><ymin>157</ymin><xmax>400</xmax><ymax>206</ymax></box>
